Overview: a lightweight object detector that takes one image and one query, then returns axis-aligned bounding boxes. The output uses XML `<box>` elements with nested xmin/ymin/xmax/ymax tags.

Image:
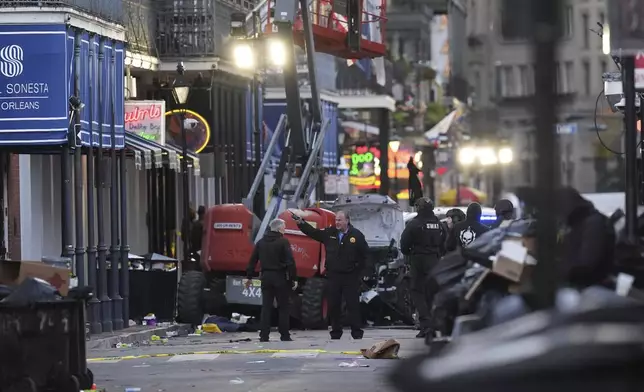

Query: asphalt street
<box><xmin>88</xmin><ymin>328</ymin><xmax>425</xmax><ymax>392</ymax></box>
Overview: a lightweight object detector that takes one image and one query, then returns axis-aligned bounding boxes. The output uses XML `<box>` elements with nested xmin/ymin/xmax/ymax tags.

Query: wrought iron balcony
<box><xmin>123</xmin><ymin>0</ymin><xmax>157</xmax><ymax>56</ymax></box>
<box><xmin>156</xmin><ymin>0</ymin><xmax>254</xmax><ymax>58</ymax></box>
<box><xmin>0</xmin><ymin>0</ymin><xmax>124</xmax><ymax>25</ymax></box>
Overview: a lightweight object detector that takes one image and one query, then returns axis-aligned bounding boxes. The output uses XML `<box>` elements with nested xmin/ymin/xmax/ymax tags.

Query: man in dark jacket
<box><xmin>191</xmin><ymin>206</ymin><xmax>206</xmax><ymax>255</ymax></box>
<box><xmin>246</xmin><ymin>218</ymin><xmax>296</xmax><ymax>342</ymax></box>
<box><xmin>292</xmin><ymin>210</ymin><xmax>368</xmax><ymax>339</ymax></box>
<box><xmin>400</xmin><ymin>197</ymin><xmax>445</xmax><ymax>338</ymax></box>
<box><xmin>490</xmin><ymin>199</ymin><xmax>515</xmax><ymax>229</ymax></box>
<box><xmin>446</xmin><ymin>202</ymin><xmax>490</xmax><ymax>251</ymax></box>
<box><xmin>556</xmin><ymin>187</ymin><xmax>615</xmax><ymax>288</ymax></box>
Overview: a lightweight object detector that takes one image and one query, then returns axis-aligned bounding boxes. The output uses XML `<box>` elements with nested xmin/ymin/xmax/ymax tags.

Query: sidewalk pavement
<box><xmin>87</xmin><ymin>323</ymin><xmax>193</xmax><ymax>350</ymax></box>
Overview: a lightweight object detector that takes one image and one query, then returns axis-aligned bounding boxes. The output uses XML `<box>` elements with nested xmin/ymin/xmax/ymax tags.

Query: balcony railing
<box><xmin>123</xmin><ymin>0</ymin><xmax>157</xmax><ymax>56</ymax></box>
<box><xmin>156</xmin><ymin>0</ymin><xmax>255</xmax><ymax>58</ymax></box>
<box><xmin>0</xmin><ymin>0</ymin><xmax>124</xmax><ymax>25</ymax></box>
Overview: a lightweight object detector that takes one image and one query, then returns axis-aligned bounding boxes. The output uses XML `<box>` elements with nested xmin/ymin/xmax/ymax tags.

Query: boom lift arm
<box><xmin>241</xmin><ymin>0</ymin><xmax>331</xmax><ymax>243</ymax></box>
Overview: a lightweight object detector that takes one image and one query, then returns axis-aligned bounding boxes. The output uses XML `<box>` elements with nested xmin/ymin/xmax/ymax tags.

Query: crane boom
<box><xmin>241</xmin><ymin>0</ymin><xmax>328</xmax><ymax>243</ymax></box>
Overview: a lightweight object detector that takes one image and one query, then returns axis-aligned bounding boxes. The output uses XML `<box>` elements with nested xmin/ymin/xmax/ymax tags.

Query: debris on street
<box><xmin>229</xmin><ymin>377</ymin><xmax>245</xmax><ymax>385</ymax></box>
<box><xmin>361</xmin><ymin>339</ymin><xmax>401</xmax><ymax>359</ymax></box>
<box><xmin>338</xmin><ymin>361</ymin><xmax>370</xmax><ymax>368</ymax></box>
<box><xmin>142</xmin><ymin>313</ymin><xmax>157</xmax><ymax>326</ymax></box>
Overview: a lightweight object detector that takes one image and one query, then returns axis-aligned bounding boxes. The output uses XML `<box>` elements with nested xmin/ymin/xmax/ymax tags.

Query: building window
<box><xmin>564</xmin><ymin>61</ymin><xmax>575</xmax><ymax>93</ymax></box>
<box><xmin>501</xmin><ymin>66</ymin><xmax>516</xmax><ymax>97</ymax></box>
<box><xmin>563</xmin><ymin>5</ymin><xmax>574</xmax><ymax>37</ymax></box>
<box><xmin>583</xmin><ymin>60</ymin><xmax>591</xmax><ymax>95</ymax></box>
<box><xmin>495</xmin><ymin>65</ymin><xmax>502</xmax><ymax>98</ymax></box>
<box><xmin>582</xmin><ymin>12</ymin><xmax>589</xmax><ymax>49</ymax></box>
<box><xmin>472</xmin><ymin>70</ymin><xmax>481</xmax><ymax>101</ymax></box>
<box><xmin>554</xmin><ymin>62</ymin><xmax>561</xmax><ymax>93</ymax></box>
<box><xmin>500</xmin><ymin>0</ymin><xmax>531</xmax><ymax>40</ymax></box>
<box><xmin>519</xmin><ymin>65</ymin><xmax>530</xmax><ymax>96</ymax></box>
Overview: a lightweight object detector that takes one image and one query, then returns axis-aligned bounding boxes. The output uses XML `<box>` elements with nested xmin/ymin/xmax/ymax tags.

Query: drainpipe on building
<box><xmin>86</xmin><ymin>33</ymin><xmax>101</xmax><ymax>334</ymax></box>
<box><xmin>61</xmin><ymin>42</ymin><xmax>75</xmax><ymax>263</ymax></box>
<box><xmin>109</xmin><ymin>42</ymin><xmax>124</xmax><ymax>331</ymax></box>
<box><xmin>73</xmin><ymin>29</ymin><xmax>86</xmax><ymax>287</ymax></box>
<box><xmin>97</xmin><ymin>38</ymin><xmax>113</xmax><ymax>333</ymax></box>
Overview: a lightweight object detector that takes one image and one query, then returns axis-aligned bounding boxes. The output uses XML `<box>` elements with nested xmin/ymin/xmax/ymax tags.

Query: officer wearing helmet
<box><xmin>400</xmin><ymin>197</ymin><xmax>445</xmax><ymax>338</ymax></box>
<box><xmin>490</xmin><ymin>199</ymin><xmax>515</xmax><ymax>228</ymax></box>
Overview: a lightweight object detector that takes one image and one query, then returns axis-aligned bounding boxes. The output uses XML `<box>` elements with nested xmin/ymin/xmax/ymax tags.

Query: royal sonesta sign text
<box><xmin>0</xmin><ymin>24</ymin><xmax>69</xmax><ymax>145</ymax></box>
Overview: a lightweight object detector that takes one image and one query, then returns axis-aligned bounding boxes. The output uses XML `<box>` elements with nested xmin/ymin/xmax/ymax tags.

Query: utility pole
<box><xmin>608</xmin><ymin>0</ymin><xmax>644</xmax><ymax>243</ymax></box>
<box><xmin>531</xmin><ymin>0</ymin><xmax>560</xmax><ymax>310</ymax></box>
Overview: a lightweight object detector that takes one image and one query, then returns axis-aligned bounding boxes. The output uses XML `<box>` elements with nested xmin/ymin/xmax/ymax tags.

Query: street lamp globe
<box><xmin>498</xmin><ymin>147</ymin><xmax>514</xmax><ymax>165</ymax></box>
<box><xmin>478</xmin><ymin>147</ymin><xmax>498</xmax><ymax>166</ymax></box>
<box><xmin>172</xmin><ymin>61</ymin><xmax>190</xmax><ymax>105</ymax></box>
<box><xmin>389</xmin><ymin>140</ymin><xmax>401</xmax><ymax>153</ymax></box>
<box><xmin>172</xmin><ymin>86</ymin><xmax>190</xmax><ymax>105</ymax></box>
<box><xmin>458</xmin><ymin>146</ymin><xmax>476</xmax><ymax>166</ymax></box>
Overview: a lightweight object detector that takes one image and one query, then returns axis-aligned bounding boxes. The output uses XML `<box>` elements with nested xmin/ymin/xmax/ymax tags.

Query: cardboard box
<box><xmin>0</xmin><ymin>260</ymin><xmax>70</xmax><ymax>296</ymax></box>
<box><xmin>493</xmin><ymin>239</ymin><xmax>536</xmax><ymax>283</ymax></box>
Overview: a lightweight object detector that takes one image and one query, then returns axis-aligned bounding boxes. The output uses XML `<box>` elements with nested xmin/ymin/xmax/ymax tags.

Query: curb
<box><xmin>88</xmin><ymin>349</ymin><xmax>363</xmax><ymax>362</ymax></box>
<box><xmin>87</xmin><ymin>324</ymin><xmax>193</xmax><ymax>350</ymax></box>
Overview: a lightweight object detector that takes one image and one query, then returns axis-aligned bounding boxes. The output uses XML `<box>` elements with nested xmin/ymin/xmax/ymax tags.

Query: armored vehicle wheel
<box><xmin>177</xmin><ymin>270</ymin><xmax>207</xmax><ymax>325</ymax></box>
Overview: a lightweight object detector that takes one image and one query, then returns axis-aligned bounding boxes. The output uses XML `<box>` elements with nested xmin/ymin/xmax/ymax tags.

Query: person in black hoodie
<box><xmin>400</xmin><ymin>197</ymin><xmax>445</xmax><ymax>337</ymax></box>
<box><xmin>490</xmin><ymin>199</ymin><xmax>515</xmax><ymax>229</ymax></box>
<box><xmin>446</xmin><ymin>202</ymin><xmax>490</xmax><ymax>251</ymax></box>
<box><xmin>246</xmin><ymin>218</ymin><xmax>297</xmax><ymax>342</ymax></box>
<box><xmin>293</xmin><ymin>210</ymin><xmax>369</xmax><ymax>340</ymax></box>
<box><xmin>190</xmin><ymin>206</ymin><xmax>206</xmax><ymax>255</ymax></box>
<box><xmin>556</xmin><ymin>187</ymin><xmax>615</xmax><ymax>288</ymax></box>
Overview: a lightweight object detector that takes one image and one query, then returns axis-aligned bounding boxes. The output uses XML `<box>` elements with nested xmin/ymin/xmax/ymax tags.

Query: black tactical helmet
<box><xmin>415</xmin><ymin>197</ymin><xmax>434</xmax><ymax>212</ymax></box>
<box><xmin>446</xmin><ymin>208</ymin><xmax>466</xmax><ymax>223</ymax></box>
<box><xmin>494</xmin><ymin>199</ymin><xmax>514</xmax><ymax>217</ymax></box>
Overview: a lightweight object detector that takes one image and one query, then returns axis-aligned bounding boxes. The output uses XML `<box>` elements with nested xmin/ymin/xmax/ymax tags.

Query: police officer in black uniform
<box><xmin>246</xmin><ymin>218</ymin><xmax>296</xmax><ymax>342</ymax></box>
<box><xmin>292</xmin><ymin>210</ymin><xmax>369</xmax><ymax>340</ymax></box>
<box><xmin>400</xmin><ymin>197</ymin><xmax>445</xmax><ymax>338</ymax></box>
<box><xmin>490</xmin><ymin>199</ymin><xmax>515</xmax><ymax>229</ymax></box>
<box><xmin>446</xmin><ymin>202</ymin><xmax>490</xmax><ymax>251</ymax></box>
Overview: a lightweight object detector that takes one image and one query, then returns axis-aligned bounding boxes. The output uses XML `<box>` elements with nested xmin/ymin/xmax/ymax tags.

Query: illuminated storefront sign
<box><xmin>125</xmin><ymin>101</ymin><xmax>166</xmax><ymax>144</ymax></box>
<box><xmin>348</xmin><ymin>145</ymin><xmax>423</xmax><ymax>190</ymax></box>
<box><xmin>350</xmin><ymin>151</ymin><xmax>375</xmax><ymax>175</ymax></box>
<box><xmin>349</xmin><ymin>146</ymin><xmax>380</xmax><ymax>187</ymax></box>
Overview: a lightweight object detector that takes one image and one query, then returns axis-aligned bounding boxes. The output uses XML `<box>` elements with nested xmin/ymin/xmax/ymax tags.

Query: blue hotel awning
<box><xmin>0</xmin><ymin>24</ymin><xmax>69</xmax><ymax>146</ymax></box>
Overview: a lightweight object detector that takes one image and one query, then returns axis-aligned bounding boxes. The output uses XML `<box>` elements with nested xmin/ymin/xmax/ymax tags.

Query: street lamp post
<box><xmin>457</xmin><ymin>145</ymin><xmax>514</xmax><ymax>203</ymax></box>
<box><xmin>172</xmin><ymin>62</ymin><xmax>192</xmax><ymax>269</ymax></box>
<box><xmin>389</xmin><ymin>139</ymin><xmax>400</xmax><ymax>201</ymax></box>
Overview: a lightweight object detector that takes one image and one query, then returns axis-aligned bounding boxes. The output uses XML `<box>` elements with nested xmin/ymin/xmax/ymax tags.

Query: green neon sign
<box><xmin>350</xmin><ymin>152</ymin><xmax>374</xmax><ymax>176</ymax></box>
